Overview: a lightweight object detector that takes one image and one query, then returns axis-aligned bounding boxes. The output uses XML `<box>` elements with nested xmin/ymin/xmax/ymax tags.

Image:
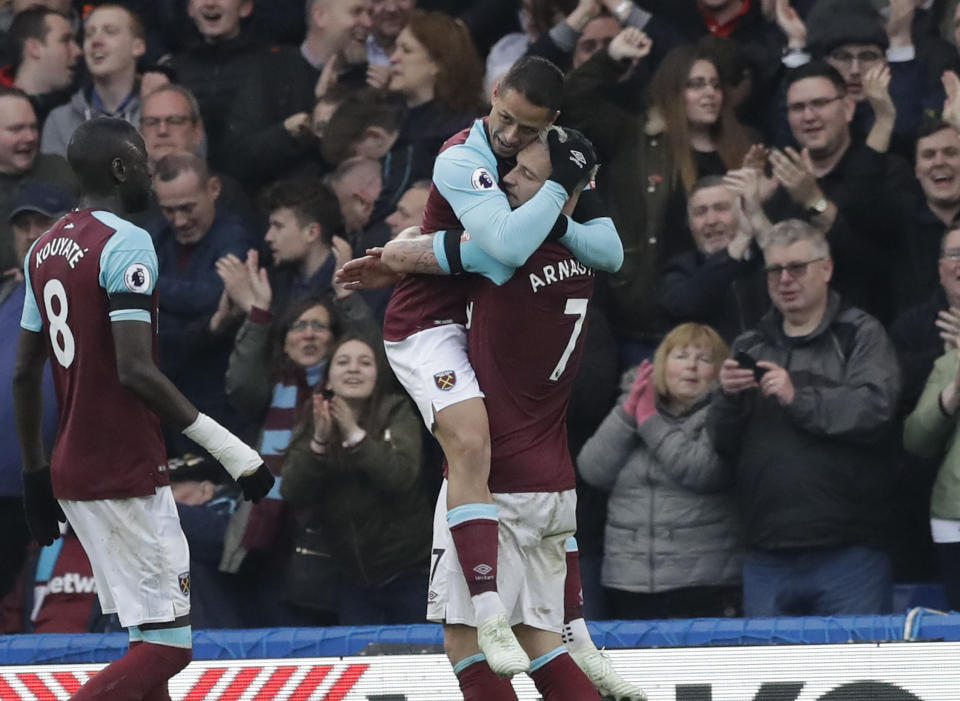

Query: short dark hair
<box><xmin>321</xmin><ymin>89</ymin><xmax>404</xmax><ymax>164</ymax></box>
<box><xmin>785</xmin><ymin>60</ymin><xmax>847</xmax><ymax>96</ymax></box>
<box><xmin>0</xmin><ymin>85</ymin><xmax>32</xmax><ymax>104</ymax></box>
<box><xmin>67</xmin><ymin>117</ymin><xmax>145</xmax><ymax>197</ymax></box>
<box><xmin>260</xmin><ymin>177</ymin><xmax>343</xmax><ymax>246</ymax></box>
<box><xmin>917</xmin><ymin>116</ymin><xmax>955</xmax><ymax>144</ymax></box>
<box><xmin>8</xmin><ymin>8</ymin><xmax>62</xmax><ymax>70</ymax></box>
<box><xmin>689</xmin><ymin>174</ymin><xmax>729</xmax><ymax>199</ymax></box>
<box><xmin>499</xmin><ymin>56</ymin><xmax>564</xmax><ymax>112</ymax></box>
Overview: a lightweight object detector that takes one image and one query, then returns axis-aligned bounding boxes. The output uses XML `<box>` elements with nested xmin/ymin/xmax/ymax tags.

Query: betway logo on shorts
<box><xmin>37</xmin><ymin>574</ymin><xmax>97</xmax><ymax>595</ymax></box>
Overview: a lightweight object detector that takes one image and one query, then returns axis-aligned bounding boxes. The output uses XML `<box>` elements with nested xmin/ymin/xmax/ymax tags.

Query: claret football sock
<box><xmin>71</xmin><ymin>640</ymin><xmax>192</xmax><ymax>700</ymax></box>
<box><xmin>448</xmin><ymin>503</ymin><xmax>501</xmax><ymax>611</ymax></box>
<box><xmin>529</xmin><ymin>648</ymin><xmax>601</xmax><ymax>701</ymax></box>
<box><xmin>563</xmin><ymin>537</ymin><xmax>585</xmax><ymax>624</ymax></box>
<box><xmin>454</xmin><ymin>653</ymin><xmax>519</xmax><ymax>701</ymax></box>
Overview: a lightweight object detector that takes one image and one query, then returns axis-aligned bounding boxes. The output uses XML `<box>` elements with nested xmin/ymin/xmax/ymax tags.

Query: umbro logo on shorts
<box><xmin>569</xmin><ymin>150</ymin><xmax>586</xmax><ymax>168</ymax></box>
<box><xmin>473</xmin><ymin>563</ymin><xmax>493</xmax><ymax>576</ymax></box>
<box><xmin>434</xmin><ymin>370</ymin><xmax>456</xmax><ymax>391</ymax></box>
<box><xmin>178</xmin><ymin>572</ymin><xmax>190</xmax><ymax>596</ymax></box>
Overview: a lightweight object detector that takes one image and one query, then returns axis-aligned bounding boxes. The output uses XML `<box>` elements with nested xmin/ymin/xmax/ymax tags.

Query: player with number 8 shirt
<box><xmin>13</xmin><ymin>117</ymin><xmax>274</xmax><ymax>700</ymax></box>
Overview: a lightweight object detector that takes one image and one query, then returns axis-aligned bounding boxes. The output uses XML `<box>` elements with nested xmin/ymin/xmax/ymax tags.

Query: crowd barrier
<box><xmin>1</xmin><ymin>611</ymin><xmax>959</xmax><ymax>699</ymax></box>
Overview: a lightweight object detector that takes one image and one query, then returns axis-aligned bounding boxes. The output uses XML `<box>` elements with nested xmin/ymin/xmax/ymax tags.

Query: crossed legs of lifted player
<box><xmin>385</xmin><ymin>328</ymin><xmax>645</xmax><ymax>701</ymax></box>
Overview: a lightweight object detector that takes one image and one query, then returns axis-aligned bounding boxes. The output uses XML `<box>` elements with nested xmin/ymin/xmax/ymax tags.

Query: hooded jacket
<box><xmin>708</xmin><ymin>291</ymin><xmax>901</xmax><ymax>551</ymax></box>
<box><xmin>41</xmin><ymin>85</ymin><xmax>141</xmax><ymax>158</ymax></box>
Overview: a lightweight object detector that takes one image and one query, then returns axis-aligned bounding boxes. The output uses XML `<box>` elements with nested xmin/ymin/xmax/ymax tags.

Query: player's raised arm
<box><xmin>555</xmin><ymin>186</ymin><xmax>624</xmax><ymax>273</ymax></box>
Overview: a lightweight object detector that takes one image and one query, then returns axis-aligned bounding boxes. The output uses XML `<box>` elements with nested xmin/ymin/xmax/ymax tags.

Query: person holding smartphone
<box><xmin>708</xmin><ymin>218</ymin><xmax>901</xmax><ymax>618</ymax></box>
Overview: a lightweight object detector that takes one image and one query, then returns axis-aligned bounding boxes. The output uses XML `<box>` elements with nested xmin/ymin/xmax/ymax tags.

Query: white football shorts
<box><xmin>59</xmin><ymin>486</ymin><xmax>191</xmax><ymax>628</ymax></box>
<box><xmin>426</xmin><ymin>479</ymin><xmax>577</xmax><ymax>632</ymax></box>
<box><xmin>384</xmin><ymin>324</ymin><xmax>484</xmax><ymax>430</ymax></box>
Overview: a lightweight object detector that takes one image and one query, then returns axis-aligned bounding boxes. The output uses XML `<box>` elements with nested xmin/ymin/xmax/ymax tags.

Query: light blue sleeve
<box><xmin>558</xmin><ymin>216</ymin><xmax>624</xmax><ymax>273</ymax></box>
<box><xmin>95</xmin><ymin>211</ymin><xmax>158</xmax><ymax>323</ymax></box>
<box><xmin>433</xmin><ymin>145</ymin><xmax>568</xmax><ymax>268</ymax></box>
<box><xmin>20</xmin><ymin>239</ymin><xmax>42</xmax><ymax>332</ymax></box>
<box><xmin>432</xmin><ymin>231</ymin><xmax>515</xmax><ymax>286</ymax></box>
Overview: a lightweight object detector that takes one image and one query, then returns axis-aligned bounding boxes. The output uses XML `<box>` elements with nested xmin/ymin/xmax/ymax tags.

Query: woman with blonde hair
<box><xmin>578</xmin><ymin>323</ymin><xmax>743</xmax><ymax>619</ymax></box>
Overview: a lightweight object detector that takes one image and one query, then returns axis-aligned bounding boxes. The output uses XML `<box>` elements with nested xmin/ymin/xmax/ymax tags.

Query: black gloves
<box><xmin>237</xmin><ymin>463</ymin><xmax>275</xmax><ymax>503</ymax></box>
<box><xmin>547</xmin><ymin>127</ymin><xmax>597</xmax><ymax>196</ymax></box>
<box><xmin>22</xmin><ymin>467</ymin><xmax>65</xmax><ymax>547</ymax></box>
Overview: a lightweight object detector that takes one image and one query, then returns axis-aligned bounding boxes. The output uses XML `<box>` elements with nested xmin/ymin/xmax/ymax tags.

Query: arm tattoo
<box><xmin>390</xmin><ymin>237</ymin><xmax>445</xmax><ymax>275</ymax></box>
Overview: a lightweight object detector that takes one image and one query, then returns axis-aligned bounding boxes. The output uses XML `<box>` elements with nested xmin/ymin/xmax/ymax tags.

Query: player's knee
<box><xmin>448</xmin><ymin>425</ymin><xmax>490</xmax><ymax>466</ymax></box>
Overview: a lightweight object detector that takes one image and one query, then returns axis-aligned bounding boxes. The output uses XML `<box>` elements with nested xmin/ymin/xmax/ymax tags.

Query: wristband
<box><xmin>183</xmin><ymin>412</ymin><xmax>262</xmax><ymax>480</ymax></box>
<box><xmin>546</xmin><ymin>214</ymin><xmax>570</xmax><ymax>242</ymax></box>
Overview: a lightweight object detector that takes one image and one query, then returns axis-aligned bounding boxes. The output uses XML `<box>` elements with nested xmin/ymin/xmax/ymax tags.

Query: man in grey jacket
<box><xmin>709</xmin><ymin>218</ymin><xmax>901</xmax><ymax>617</ymax></box>
<box><xmin>41</xmin><ymin>5</ymin><xmax>144</xmax><ymax>157</ymax></box>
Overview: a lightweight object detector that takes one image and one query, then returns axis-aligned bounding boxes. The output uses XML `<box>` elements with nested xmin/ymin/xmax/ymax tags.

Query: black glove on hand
<box><xmin>547</xmin><ymin>127</ymin><xmax>597</xmax><ymax>196</ymax></box>
<box><xmin>22</xmin><ymin>467</ymin><xmax>65</xmax><ymax>547</ymax></box>
<box><xmin>237</xmin><ymin>464</ymin><xmax>275</xmax><ymax>503</ymax></box>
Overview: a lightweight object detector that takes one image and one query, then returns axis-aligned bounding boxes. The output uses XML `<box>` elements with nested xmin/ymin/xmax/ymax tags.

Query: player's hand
<box><xmin>336</xmin><ymin>254</ymin><xmax>403</xmax><ymax>289</ymax></box>
<box><xmin>236</xmin><ymin>464</ymin><xmax>275</xmax><ymax>503</ymax></box>
<box><xmin>22</xmin><ymin>467</ymin><xmax>65</xmax><ymax>547</ymax></box>
<box><xmin>719</xmin><ymin>358</ymin><xmax>759</xmax><ymax>395</ymax></box>
<box><xmin>547</xmin><ymin>127</ymin><xmax>597</xmax><ymax>196</ymax></box>
<box><xmin>756</xmin><ymin>361</ymin><xmax>795</xmax><ymax>405</ymax></box>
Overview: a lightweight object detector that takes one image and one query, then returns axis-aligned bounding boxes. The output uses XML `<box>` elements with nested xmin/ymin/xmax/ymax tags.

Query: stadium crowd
<box><xmin>2</xmin><ymin>0</ymin><xmax>960</xmax><ymax>633</ymax></box>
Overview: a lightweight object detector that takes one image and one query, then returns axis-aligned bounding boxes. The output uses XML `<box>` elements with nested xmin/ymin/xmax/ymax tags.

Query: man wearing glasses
<box><xmin>778</xmin><ymin>0</ymin><xmax>934</xmax><ymax>153</ymax></box>
<box><xmin>763</xmin><ymin>61</ymin><xmax>914</xmax><ymax>325</ymax></box>
<box><xmin>708</xmin><ymin>218</ymin><xmax>901</xmax><ymax>617</ymax></box>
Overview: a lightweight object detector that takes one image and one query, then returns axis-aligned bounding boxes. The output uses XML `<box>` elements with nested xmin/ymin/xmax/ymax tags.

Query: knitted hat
<box><xmin>805</xmin><ymin>0</ymin><xmax>889</xmax><ymax>59</ymax></box>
